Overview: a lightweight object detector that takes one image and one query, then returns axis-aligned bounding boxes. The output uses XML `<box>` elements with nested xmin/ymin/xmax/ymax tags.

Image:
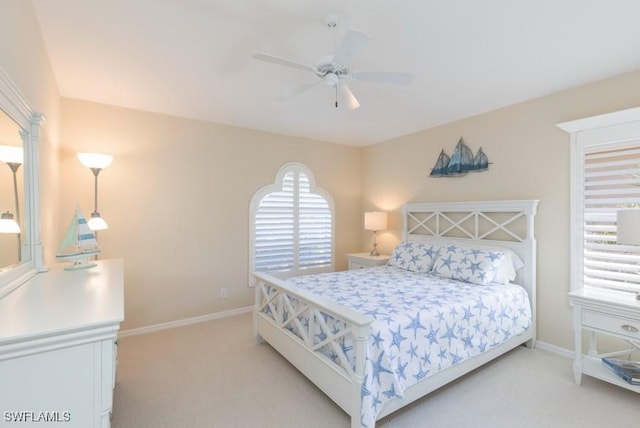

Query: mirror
<box><xmin>0</xmin><ymin>66</ymin><xmax>45</xmax><ymax>298</ymax></box>
<box><xmin>0</xmin><ymin>113</ymin><xmax>25</xmax><ymax>269</ymax></box>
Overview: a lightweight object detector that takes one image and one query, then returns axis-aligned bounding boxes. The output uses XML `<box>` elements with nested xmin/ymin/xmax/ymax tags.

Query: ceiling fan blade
<box><xmin>279</xmin><ymin>81</ymin><xmax>321</xmax><ymax>100</ymax></box>
<box><xmin>351</xmin><ymin>71</ymin><xmax>413</xmax><ymax>85</ymax></box>
<box><xmin>252</xmin><ymin>53</ymin><xmax>316</xmax><ymax>73</ymax></box>
<box><xmin>332</xmin><ymin>30</ymin><xmax>369</xmax><ymax>68</ymax></box>
<box><xmin>340</xmin><ymin>84</ymin><xmax>360</xmax><ymax>110</ymax></box>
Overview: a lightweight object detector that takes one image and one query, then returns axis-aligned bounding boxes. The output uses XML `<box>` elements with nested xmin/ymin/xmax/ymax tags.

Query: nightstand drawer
<box><xmin>583</xmin><ymin>310</ymin><xmax>640</xmax><ymax>340</ymax></box>
<box><xmin>347</xmin><ymin>253</ymin><xmax>390</xmax><ymax>270</ymax></box>
<box><xmin>349</xmin><ymin>261</ymin><xmax>370</xmax><ymax>270</ymax></box>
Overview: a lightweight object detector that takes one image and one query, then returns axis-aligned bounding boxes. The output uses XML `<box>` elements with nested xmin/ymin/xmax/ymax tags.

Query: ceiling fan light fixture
<box><xmin>325</xmin><ymin>72</ymin><xmax>338</xmax><ymax>86</ymax></box>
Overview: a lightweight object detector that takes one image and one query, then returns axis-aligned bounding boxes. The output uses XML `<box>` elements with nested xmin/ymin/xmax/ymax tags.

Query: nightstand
<box><xmin>347</xmin><ymin>253</ymin><xmax>390</xmax><ymax>270</ymax></box>
<box><xmin>568</xmin><ymin>287</ymin><xmax>640</xmax><ymax>393</ymax></box>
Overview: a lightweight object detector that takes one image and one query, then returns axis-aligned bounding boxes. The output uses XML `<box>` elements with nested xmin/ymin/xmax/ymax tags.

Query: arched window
<box><xmin>250</xmin><ymin>163</ymin><xmax>334</xmax><ymax>284</ymax></box>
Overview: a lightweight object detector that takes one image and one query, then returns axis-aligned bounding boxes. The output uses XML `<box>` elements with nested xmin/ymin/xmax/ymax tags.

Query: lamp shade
<box><xmin>0</xmin><ymin>145</ymin><xmax>23</xmax><ymax>164</ymax></box>
<box><xmin>0</xmin><ymin>211</ymin><xmax>20</xmax><ymax>234</ymax></box>
<box><xmin>617</xmin><ymin>208</ymin><xmax>640</xmax><ymax>245</ymax></box>
<box><xmin>77</xmin><ymin>152</ymin><xmax>113</xmax><ymax>169</ymax></box>
<box><xmin>364</xmin><ymin>211</ymin><xmax>387</xmax><ymax>231</ymax></box>
<box><xmin>88</xmin><ymin>212</ymin><xmax>108</xmax><ymax>231</ymax></box>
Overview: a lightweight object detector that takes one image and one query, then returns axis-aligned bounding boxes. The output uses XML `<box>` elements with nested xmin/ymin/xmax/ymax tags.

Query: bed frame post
<box><xmin>523</xmin><ymin>201</ymin><xmax>539</xmax><ymax>348</ymax></box>
<box><xmin>351</xmin><ymin>324</ymin><xmax>368</xmax><ymax>428</ymax></box>
<box><xmin>253</xmin><ymin>281</ymin><xmax>263</xmax><ymax>344</ymax></box>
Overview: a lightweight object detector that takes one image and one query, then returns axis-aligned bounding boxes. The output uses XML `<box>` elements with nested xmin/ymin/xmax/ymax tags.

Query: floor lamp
<box><xmin>0</xmin><ymin>145</ymin><xmax>23</xmax><ymax>257</ymax></box>
<box><xmin>77</xmin><ymin>152</ymin><xmax>113</xmax><ymax>232</ymax></box>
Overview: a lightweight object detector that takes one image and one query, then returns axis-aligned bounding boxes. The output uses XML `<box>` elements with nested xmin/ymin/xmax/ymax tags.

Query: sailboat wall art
<box><xmin>56</xmin><ymin>206</ymin><xmax>100</xmax><ymax>270</ymax></box>
<box><xmin>430</xmin><ymin>137</ymin><xmax>490</xmax><ymax>177</ymax></box>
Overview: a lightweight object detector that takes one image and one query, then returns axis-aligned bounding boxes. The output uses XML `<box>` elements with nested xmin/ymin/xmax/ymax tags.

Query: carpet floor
<box><xmin>112</xmin><ymin>313</ymin><xmax>640</xmax><ymax>427</ymax></box>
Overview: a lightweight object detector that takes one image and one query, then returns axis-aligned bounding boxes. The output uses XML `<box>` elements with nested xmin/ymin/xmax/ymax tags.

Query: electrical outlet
<box><xmin>220</xmin><ymin>288</ymin><xmax>229</xmax><ymax>299</ymax></box>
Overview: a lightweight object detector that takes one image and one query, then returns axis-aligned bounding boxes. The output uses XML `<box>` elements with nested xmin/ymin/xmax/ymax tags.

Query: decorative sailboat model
<box><xmin>56</xmin><ymin>207</ymin><xmax>100</xmax><ymax>270</ymax></box>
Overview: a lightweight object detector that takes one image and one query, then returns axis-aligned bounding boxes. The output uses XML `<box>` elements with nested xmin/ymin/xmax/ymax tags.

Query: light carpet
<box><xmin>112</xmin><ymin>313</ymin><xmax>640</xmax><ymax>428</ymax></box>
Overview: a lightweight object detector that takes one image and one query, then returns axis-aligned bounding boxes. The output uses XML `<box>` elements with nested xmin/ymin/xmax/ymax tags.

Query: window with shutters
<box><xmin>249</xmin><ymin>163</ymin><xmax>334</xmax><ymax>285</ymax></box>
<box><xmin>563</xmin><ymin>110</ymin><xmax>640</xmax><ymax>295</ymax></box>
<box><xmin>581</xmin><ymin>145</ymin><xmax>640</xmax><ymax>293</ymax></box>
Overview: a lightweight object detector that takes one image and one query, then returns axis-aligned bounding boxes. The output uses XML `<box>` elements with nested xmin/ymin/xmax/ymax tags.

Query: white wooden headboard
<box><xmin>402</xmin><ymin>200</ymin><xmax>540</xmax><ymax>340</ymax></box>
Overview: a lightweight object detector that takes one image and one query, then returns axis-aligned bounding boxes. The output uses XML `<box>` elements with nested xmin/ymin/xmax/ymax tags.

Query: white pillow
<box><xmin>493</xmin><ymin>249</ymin><xmax>524</xmax><ymax>284</ymax></box>
<box><xmin>431</xmin><ymin>244</ymin><xmax>506</xmax><ymax>285</ymax></box>
<box><xmin>440</xmin><ymin>242</ymin><xmax>524</xmax><ymax>284</ymax></box>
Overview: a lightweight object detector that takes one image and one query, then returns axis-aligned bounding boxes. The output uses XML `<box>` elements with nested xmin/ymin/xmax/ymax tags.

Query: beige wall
<box><xmin>59</xmin><ymin>99</ymin><xmax>362</xmax><ymax>330</ymax></box>
<box><xmin>361</xmin><ymin>70</ymin><xmax>640</xmax><ymax>350</ymax></box>
<box><xmin>0</xmin><ymin>0</ymin><xmax>60</xmax><ymax>266</ymax></box>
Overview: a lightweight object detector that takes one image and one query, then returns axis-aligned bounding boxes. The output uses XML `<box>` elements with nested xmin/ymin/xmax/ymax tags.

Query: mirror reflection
<box><xmin>0</xmin><ymin>110</ymin><xmax>23</xmax><ymax>270</ymax></box>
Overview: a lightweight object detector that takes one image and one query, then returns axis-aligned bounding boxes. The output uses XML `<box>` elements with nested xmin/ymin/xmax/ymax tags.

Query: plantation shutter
<box><xmin>254</xmin><ymin>172</ymin><xmax>295</xmax><ymax>273</ymax></box>
<box><xmin>582</xmin><ymin>142</ymin><xmax>640</xmax><ymax>293</ymax></box>
<box><xmin>298</xmin><ymin>174</ymin><xmax>332</xmax><ymax>269</ymax></box>
<box><xmin>252</xmin><ymin>164</ymin><xmax>333</xmax><ymax>278</ymax></box>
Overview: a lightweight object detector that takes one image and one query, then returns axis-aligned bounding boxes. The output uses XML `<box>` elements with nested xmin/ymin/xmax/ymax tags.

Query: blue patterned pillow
<box><xmin>387</xmin><ymin>241</ymin><xmax>441</xmax><ymax>273</ymax></box>
<box><xmin>431</xmin><ymin>244</ymin><xmax>506</xmax><ymax>285</ymax></box>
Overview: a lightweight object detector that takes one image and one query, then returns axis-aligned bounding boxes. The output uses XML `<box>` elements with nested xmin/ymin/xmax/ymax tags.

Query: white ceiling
<box><xmin>31</xmin><ymin>0</ymin><xmax>640</xmax><ymax>147</ymax></box>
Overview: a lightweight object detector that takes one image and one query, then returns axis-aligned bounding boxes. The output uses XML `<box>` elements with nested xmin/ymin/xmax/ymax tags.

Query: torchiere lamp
<box><xmin>0</xmin><ymin>145</ymin><xmax>23</xmax><ymax>254</ymax></box>
<box><xmin>77</xmin><ymin>152</ymin><xmax>113</xmax><ymax>231</ymax></box>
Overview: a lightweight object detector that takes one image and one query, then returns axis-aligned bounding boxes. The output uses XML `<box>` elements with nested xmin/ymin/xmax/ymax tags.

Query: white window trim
<box><xmin>249</xmin><ymin>162</ymin><xmax>335</xmax><ymax>286</ymax></box>
<box><xmin>558</xmin><ymin>107</ymin><xmax>640</xmax><ymax>292</ymax></box>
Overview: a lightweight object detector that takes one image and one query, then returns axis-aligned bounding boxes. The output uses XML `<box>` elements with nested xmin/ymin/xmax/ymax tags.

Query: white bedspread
<box><xmin>275</xmin><ymin>266</ymin><xmax>532</xmax><ymax>428</ymax></box>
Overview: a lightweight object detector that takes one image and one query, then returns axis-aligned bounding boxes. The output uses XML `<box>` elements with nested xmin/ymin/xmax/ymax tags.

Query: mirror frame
<box><xmin>0</xmin><ymin>66</ymin><xmax>45</xmax><ymax>299</ymax></box>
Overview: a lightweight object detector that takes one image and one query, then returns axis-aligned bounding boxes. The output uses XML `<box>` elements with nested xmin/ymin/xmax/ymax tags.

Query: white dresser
<box><xmin>0</xmin><ymin>259</ymin><xmax>124</xmax><ymax>427</ymax></box>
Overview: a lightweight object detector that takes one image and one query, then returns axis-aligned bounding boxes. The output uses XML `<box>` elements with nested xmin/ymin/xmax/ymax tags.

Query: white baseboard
<box><xmin>534</xmin><ymin>340</ymin><xmax>574</xmax><ymax>358</ymax></box>
<box><xmin>119</xmin><ymin>306</ymin><xmax>253</xmax><ymax>338</ymax></box>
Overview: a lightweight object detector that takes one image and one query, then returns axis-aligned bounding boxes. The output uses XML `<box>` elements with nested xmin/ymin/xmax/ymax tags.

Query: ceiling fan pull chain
<box><xmin>335</xmin><ymin>85</ymin><xmax>338</xmax><ymax>108</ymax></box>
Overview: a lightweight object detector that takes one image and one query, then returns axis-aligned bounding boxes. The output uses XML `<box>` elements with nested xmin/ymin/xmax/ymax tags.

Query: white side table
<box><xmin>347</xmin><ymin>253</ymin><xmax>390</xmax><ymax>270</ymax></box>
<box><xmin>568</xmin><ymin>287</ymin><xmax>640</xmax><ymax>393</ymax></box>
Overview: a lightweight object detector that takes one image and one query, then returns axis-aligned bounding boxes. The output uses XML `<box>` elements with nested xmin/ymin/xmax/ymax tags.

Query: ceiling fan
<box><xmin>252</xmin><ymin>14</ymin><xmax>412</xmax><ymax>110</ymax></box>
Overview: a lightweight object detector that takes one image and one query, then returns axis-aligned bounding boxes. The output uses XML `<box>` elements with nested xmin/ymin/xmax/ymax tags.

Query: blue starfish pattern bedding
<box><xmin>272</xmin><ymin>266</ymin><xmax>532</xmax><ymax>428</ymax></box>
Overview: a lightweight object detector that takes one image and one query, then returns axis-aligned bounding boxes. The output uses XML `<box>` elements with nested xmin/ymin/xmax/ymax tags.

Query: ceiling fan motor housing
<box><xmin>316</xmin><ymin>62</ymin><xmax>349</xmax><ymax>84</ymax></box>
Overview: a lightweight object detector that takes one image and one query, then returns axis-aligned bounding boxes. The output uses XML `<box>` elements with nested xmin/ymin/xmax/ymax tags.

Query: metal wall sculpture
<box><xmin>430</xmin><ymin>137</ymin><xmax>490</xmax><ymax>177</ymax></box>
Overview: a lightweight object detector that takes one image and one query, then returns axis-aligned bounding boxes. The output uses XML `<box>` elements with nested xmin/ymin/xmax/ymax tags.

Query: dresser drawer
<box><xmin>583</xmin><ymin>310</ymin><xmax>640</xmax><ymax>340</ymax></box>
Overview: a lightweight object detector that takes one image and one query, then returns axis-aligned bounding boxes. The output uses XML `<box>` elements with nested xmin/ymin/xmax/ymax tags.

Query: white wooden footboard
<box><xmin>253</xmin><ymin>272</ymin><xmax>373</xmax><ymax>428</ymax></box>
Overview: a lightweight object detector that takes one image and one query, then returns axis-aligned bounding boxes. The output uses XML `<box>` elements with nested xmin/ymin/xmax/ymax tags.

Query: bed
<box><xmin>253</xmin><ymin>200</ymin><xmax>539</xmax><ymax>428</ymax></box>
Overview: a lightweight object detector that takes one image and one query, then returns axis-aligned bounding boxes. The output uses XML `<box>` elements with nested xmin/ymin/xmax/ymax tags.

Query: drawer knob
<box><xmin>621</xmin><ymin>324</ymin><xmax>639</xmax><ymax>333</ymax></box>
